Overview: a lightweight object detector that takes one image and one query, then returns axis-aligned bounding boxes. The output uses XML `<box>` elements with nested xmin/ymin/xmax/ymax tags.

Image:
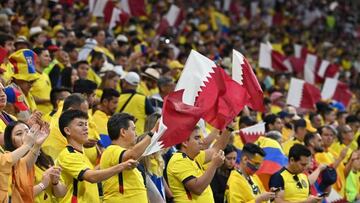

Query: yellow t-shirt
<box><xmin>56</xmin><ymin>146</ymin><xmax>100</xmax><ymax>203</ymax></box>
<box><xmin>34</xmin><ymin>166</ymin><xmax>56</xmax><ymax>203</ymax></box>
<box><xmin>0</xmin><ymin>147</ymin><xmax>13</xmax><ymax>203</ymax></box>
<box><xmin>92</xmin><ymin>110</ymin><xmax>111</xmax><ymax>148</ymax></box>
<box><xmin>30</xmin><ymin>72</ymin><xmax>52</xmax><ymax>115</ymax></box>
<box><xmin>167</xmin><ymin>151</ymin><xmax>214</xmax><ymax>203</ymax></box>
<box><xmin>100</xmin><ymin>145</ymin><xmax>147</xmax><ymax>203</ymax></box>
<box><xmin>282</xmin><ymin>138</ymin><xmax>303</xmax><ymax>156</ymax></box>
<box><xmin>86</xmin><ymin>68</ymin><xmax>101</xmax><ymax>86</ymax></box>
<box><xmin>329</xmin><ymin>142</ymin><xmax>353</xmax><ymax>163</ymax></box>
<box><xmin>269</xmin><ymin>167</ymin><xmax>310</xmax><ymax>202</ymax></box>
<box><xmin>137</xmin><ymin>81</ymin><xmax>159</xmax><ymax>97</ymax></box>
<box><xmin>226</xmin><ymin>169</ymin><xmax>266</xmax><ymax>203</ymax></box>
<box><xmin>116</xmin><ymin>93</ymin><xmax>147</xmax><ymax>135</ymax></box>
<box><xmin>25</xmin><ymin>92</ymin><xmax>37</xmax><ymax>112</ymax></box>
<box><xmin>41</xmin><ymin>114</ymin><xmax>67</xmax><ymax>161</ymax></box>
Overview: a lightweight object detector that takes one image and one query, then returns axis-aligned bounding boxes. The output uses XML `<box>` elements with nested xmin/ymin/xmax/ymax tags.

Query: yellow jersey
<box><xmin>167</xmin><ymin>151</ymin><xmax>214</xmax><ymax>203</ymax></box>
<box><xmin>92</xmin><ymin>110</ymin><xmax>111</xmax><ymax>148</ymax></box>
<box><xmin>100</xmin><ymin>145</ymin><xmax>147</xmax><ymax>203</ymax></box>
<box><xmin>34</xmin><ymin>166</ymin><xmax>57</xmax><ymax>203</ymax></box>
<box><xmin>269</xmin><ymin>167</ymin><xmax>309</xmax><ymax>202</ymax></box>
<box><xmin>0</xmin><ymin>111</ymin><xmax>17</xmax><ymax>133</ymax></box>
<box><xmin>30</xmin><ymin>72</ymin><xmax>52</xmax><ymax>115</ymax></box>
<box><xmin>226</xmin><ymin>169</ymin><xmax>266</xmax><ymax>203</ymax></box>
<box><xmin>56</xmin><ymin>146</ymin><xmax>100</xmax><ymax>203</ymax></box>
<box><xmin>282</xmin><ymin>138</ymin><xmax>303</xmax><ymax>156</ymax></box>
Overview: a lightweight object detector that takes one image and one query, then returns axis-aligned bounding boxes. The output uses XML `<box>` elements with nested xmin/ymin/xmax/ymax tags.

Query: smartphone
<box><xmin>318</xmin><ymin>192</ymin><xmax>329</xmax><ymax>198</ymax></box>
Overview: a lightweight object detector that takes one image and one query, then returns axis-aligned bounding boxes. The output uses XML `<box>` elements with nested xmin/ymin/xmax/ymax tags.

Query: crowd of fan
<box><xmin>0</xmin><ymin>0</ymin><xmax>359</xmax><ymax>203</ymax></box>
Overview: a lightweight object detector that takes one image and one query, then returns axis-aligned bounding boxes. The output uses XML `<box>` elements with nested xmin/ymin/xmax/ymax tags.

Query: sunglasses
<box><xmin>293</xmin><ymin>175</ymin><xmax>303</xmax><ymax>189</ymax></box>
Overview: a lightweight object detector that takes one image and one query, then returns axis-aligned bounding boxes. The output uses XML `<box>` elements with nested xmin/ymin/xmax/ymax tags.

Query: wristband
<box><xmin>147</xmin><ymin>131</ymin><xmax>154</xmax><ymax>138</ymax></box>
<box><xmin>225</xmin><ymin>126</ymin><xmax>235</xmax><ymax>132</ymax></box>
<box><xmin>38</xmin><ymin>182</ymin><xmax>46</xmax><ymax>191</ymax></box>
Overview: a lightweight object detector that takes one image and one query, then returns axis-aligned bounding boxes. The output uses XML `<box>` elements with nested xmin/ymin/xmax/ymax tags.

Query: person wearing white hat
<box><xmin>116</xmin><ymin>72</ymin><xmax>154</xmax><ymax>135</ymax></box>
<box><xmin>29</xmin><ymin>26</ymin><xmax>46</xmax><ymax>48</ymax></box>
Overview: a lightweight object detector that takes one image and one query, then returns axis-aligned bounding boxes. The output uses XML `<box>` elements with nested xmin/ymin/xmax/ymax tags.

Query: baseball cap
<box><xmin>9</xmin><ymin>49</ymin><xmax>40</xmax><ymax>82</ymax></box>
<box><xmin>116</xmin><ymin>34</ymin><xmax>128</xmax><ymax>43</ymax></box>
<box><xmin>4</xmin><ymin>86</ymin><xmax>29</xmax><ymax>111</ymax></box>
<box><xmin>124</xmin><ymin>72</ymin><xmax>140</xmax><ymax>86</ymax></box>
<box><xmin>305</xmin><ymin>118</ymin><xmax>317</xmax><ymax>133</ymax></box>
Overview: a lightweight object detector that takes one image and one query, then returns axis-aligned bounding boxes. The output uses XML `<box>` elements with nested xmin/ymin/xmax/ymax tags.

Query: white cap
<box><xmin>124</xmin><ymin>72</ymin><xmax>140</xmax><ymax>86</ymax></box>
<box><xmin>114</xmin><ymin>65</ymin><xmax>125</xmax><ymax>78</ymax></box>
<box><xmin>29</xmin><ymin>26</ymin><xmax>44</xmax><ymax>37</ymax></box>
<box><xmin>116</xmin><ymin>34</ymin><xmax>128</xmax><ymax>43</ymax></box>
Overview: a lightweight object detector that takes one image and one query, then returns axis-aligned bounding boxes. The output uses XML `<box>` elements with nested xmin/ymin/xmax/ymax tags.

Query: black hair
<box><xmin>59</xmin><ymin>109</ymin><xmax>88</xmax><ymax>137</ymax></box>
<box><xmin>346</xmin><ymin>115</ymin><xmax>359</xmax><ymax>124</ymax></box>
<box><xmin>242</xmin><ymin>143</ymin><xmax>266</xmax><ymax>158</ymax></box>
<box><xmin>263</xmin><ymin>114</ymin><xmax>278</xmax><ymax>132</ymax></box>
<box><xmin>3</xmin><ymin>121</ymin><xmax>54</xmax><ymax>170</ymax></box>
<box><xmin>224</xmin><ymin>144</ymin><xmax>237</xmax><ymax>156</ymax></box>
<box><xmin>357</xmin><ymin>135</ymin><xmax>360</xmax><ymax>150</ymax></box>
<box><xmin>4</xmin><ymin>121</ymin><xmax>27</xmax><ymax>152</ymax></box>
<box><xmin>32</xmin><ymin>47</ymin><xmax>47</xmax><ymax>55</ymax></box>
<box><xmin>107</xmin><ymin>113</ymin><xmax>136</xmax><ymax>140</ymax></box>
<box><xmin>62</xmin><ymin>93</ymin><xmax>87</xmax><ymax>112</ymax></box>
<box><xmin>0</xmin><ymin>32</ymin><xmax>14</xmax><ymax>46</ymax></box>
<box><xmin>63</xmin><ymin>42</ymin><xmax>77</xmax><ymax>53</ymax></box>
<box><xmin>239</xmin><ymin>116</ymin><xmax>256</xmax><ymax>128</ymax></box>
<box><xmin>50</xmin><ymin>87</ymin><xmax>71</xmax><ymax>108</ymax></box>
<box><xmin>304</xmin><ymin>133</ymin><xmax>315</xmax><ymax>147</ymax></box>
<box><xmin>288</xmin><ymin>144</ymin><xmax>311</xmax><ymax>161</ymax></box>
<box><xmin>175</xmin><ymin>126</ymin><xmax>200</xmax><ymax>150</ymax></box>
<box><xmin>89</xmin><ymin>26</ymin><xmax>102</xmax><ymax>38</ymax></box>
<box><xmin>336</xmin><ymin>111</ymin><xmax>347</xmax><ymax>119</ymax></box>
<box><xmin>74</xmin><ymin>60</ymin><xmax>89</xmax><ymax>69</ymax></box>
<box><xmin>293</xmin><ymin>118</ymin><xmax>306</xmax><ymax>132</ymax></box>
<box><xmin>90</xmin><ymin>51</ymin><xmax>105</xmax><ymax>62</ymax></box>
<box><xmin>73</xmin><ymin>79</ymin><xmax>97</xmax><ymax>95</ymax></box>
<box><xmin>101</xmin><ymin>88</ymin><xmax>120</xmax><ymax>103</ymax></box>
<box><xmin>61</xmin><ymin>67</ymin><xmax>75</xmax><ymax>90</ymax></box>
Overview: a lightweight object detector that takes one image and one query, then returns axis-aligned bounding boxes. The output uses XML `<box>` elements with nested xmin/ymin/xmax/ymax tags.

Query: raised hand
<box><xmin>27</xmin><ymin>111</ymin><xmax>43</xmax><ymax>127</ymax></box>
<box><xmin>35</xmin><ymin>122</ymin><xmax>50</xmax><ymax>146</ymax></box>
<box><xmin>212</xmin><ymin>150</ymin><xmax>225</xmax><ymax>168</ymax></box>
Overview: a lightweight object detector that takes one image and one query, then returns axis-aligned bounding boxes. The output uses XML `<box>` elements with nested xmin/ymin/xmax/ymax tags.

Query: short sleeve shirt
<box><xmin>56</xmin><ymin>146</ymin><xmax>100</xmax><ymax>203</ymax></box>
<box><xmin>167</xmin><ymin>151</ymin><xmax>214</xmax><ymax>203</ymax></box>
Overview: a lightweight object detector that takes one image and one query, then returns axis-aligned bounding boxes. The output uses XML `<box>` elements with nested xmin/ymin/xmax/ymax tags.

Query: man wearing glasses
<box><xmin>226</xmin><ymin>143</ymin><xmax>276</xmax><ymax>203</ymax></box>
<box><xmin>269</xmin><ymin>144</ymin><xmax>322</xmax><ymax>203</ymax></box>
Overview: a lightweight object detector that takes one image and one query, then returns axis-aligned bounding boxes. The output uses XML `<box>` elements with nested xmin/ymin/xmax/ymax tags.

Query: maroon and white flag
<box><xmin>286</xmin><ymin>78</ymin><xmax>321</xmax><ymax>109</ymax></box>
<box><xmin>259</xmin><ymin>43</ymin><xmax>290</xmax><ymax>72</ymax></box>
<box><xmin>143</xmin><ymin>50</ymin><xmax>264</xmax><ymax>155</ymax></box>
<box><xmin>321</xmin><ymin>78</ymin><xmax>352</xmax><ymax>107</ymax></box>
<box><xmin>239</xmin><ymin>122</ymin><xmax>265</xmax><ymax>144</ymax></box>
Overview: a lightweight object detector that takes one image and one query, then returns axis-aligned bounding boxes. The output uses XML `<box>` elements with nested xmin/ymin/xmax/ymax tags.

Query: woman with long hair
<box><xmin>210</xmin><ymin>144</ymin><xmax>237</xmax><ymax>203</ymax></box>
<box><xmin>60</xmin><ymin>67</ymin><xmax>79</xmax><ymax>91</ymax></box>
<box><xmin>4</xmin><ymin>121</ymin><xmax>66</xmax><ymax>202</ymax></box>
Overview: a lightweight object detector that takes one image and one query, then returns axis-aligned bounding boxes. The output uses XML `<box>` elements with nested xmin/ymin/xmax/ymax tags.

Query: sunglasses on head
<box><xmin>293</xmin><ymin>175</ymin><xmax>303</xmax><ymax>189</ymax></box>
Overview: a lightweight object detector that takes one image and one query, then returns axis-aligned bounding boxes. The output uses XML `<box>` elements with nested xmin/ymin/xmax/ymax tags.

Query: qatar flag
<box><xmin>233</xmin><ymin>49</ymin><xmax>264</xmax><ymax>112</ymax></box>
<box><xmin>143</xmin><ymin>50</ymin><xmax>262</xmax><ymax>155</ymax></box>
<box><xmin>321</xmin><ymin>78</ymin><xmax>352</xmax><ymax>107</ymax></box>
<box><xmin>239</xmin><ymin>122</ymin><xmax>265</xmax><ymax>144</ymax></box>
<box><xmin>157</xmin><ymin>4</ymin><xmax>184</xmax><ymax>35</ymax></box>
<box><xmin>286</xmin><ymin>78</ymin><xmax>321</xmax><ymax>109</ymax></box>
<box><xmin>259</xmin><ymin>43</ymin><xmax>290</xmax><ymax>72</ymax></box>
